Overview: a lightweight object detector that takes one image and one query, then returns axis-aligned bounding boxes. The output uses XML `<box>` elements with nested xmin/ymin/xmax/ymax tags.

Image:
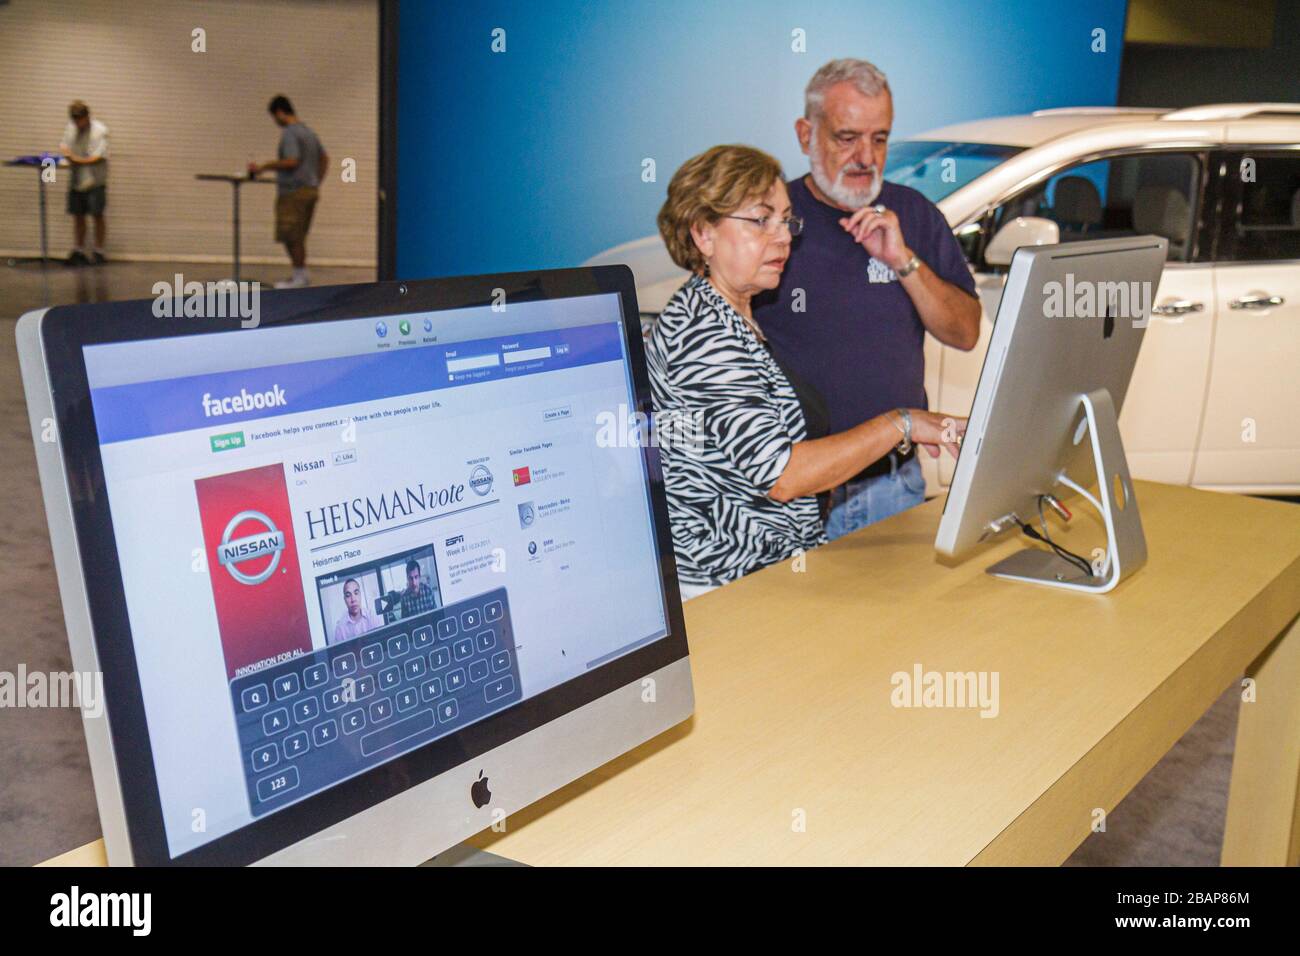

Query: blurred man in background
<box><xmin>248</xmin><ymin>94</ymin><xmax>327</xmax><ymax>288</ymax></box>
<box><xmin>60</xmin><ymin>100</ymin><xmax>110</xmax><ymax>266</ymax></box>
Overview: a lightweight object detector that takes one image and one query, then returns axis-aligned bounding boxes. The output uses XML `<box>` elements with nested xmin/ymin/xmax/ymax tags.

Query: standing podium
<box><xmin>4</xmin><ymin>154</ymin><xmax>69</xmax><ymax>268</ymax></box>
<box><xmin>195</xmin><ymin>173</ymin><xmax>276</xmax><ymax>284</ymax></box>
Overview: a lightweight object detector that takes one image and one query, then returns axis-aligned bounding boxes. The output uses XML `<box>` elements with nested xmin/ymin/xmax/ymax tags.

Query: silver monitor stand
<box><xmin>985</xmin><ymin>388</ymin><xmax>1146</xmax><ymax>594</ymax></box>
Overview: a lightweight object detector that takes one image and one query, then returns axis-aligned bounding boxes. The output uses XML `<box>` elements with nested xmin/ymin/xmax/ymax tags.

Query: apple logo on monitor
<box><xmin>471</xmin><ymin>769</ymin><xmax>492</xmax><ymax>808</ymax></box>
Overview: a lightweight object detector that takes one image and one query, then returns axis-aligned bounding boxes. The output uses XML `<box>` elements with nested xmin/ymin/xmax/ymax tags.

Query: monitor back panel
<box><xmin>937</xmin><ymin>237</ymin><xmax>1168</xmax><ymax>556</ymax></box>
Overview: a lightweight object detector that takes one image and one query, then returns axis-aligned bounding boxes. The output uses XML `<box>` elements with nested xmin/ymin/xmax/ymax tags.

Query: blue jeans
<box><xmin>824</xmin><ymin>454</ymin><xmax>927</xmax><ymax>540</ymax></box>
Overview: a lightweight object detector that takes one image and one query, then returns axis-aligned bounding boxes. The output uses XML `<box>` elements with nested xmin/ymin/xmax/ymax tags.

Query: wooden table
<box><xmin>39</xmin><ymin>482</ymin><xmax>1300</xmax><ymax>866</ymax></box>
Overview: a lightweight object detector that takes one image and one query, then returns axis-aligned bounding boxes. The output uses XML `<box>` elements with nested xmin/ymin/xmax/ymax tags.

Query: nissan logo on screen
<box><xmin>217</xmin><ymin>510</ymin><xmax>286</xmax><ymax>585</ymax></box>
<box><xmin>469</xmin><ymin>464</ymin><xmax>494</xmax><ymax>496</ymax></box>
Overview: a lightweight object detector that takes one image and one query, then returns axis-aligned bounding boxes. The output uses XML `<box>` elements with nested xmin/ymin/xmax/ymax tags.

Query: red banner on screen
<box><xmin>195</xmin><ymin>463</ymin><xmax>313</xmax><ymax>680</ymax></box>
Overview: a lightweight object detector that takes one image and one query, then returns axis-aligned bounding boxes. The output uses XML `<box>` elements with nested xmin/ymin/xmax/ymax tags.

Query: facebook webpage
<box><xmin>84</xmin><ymin>296</ymin><xmax>668</xmax><ymax>858</ymax></box>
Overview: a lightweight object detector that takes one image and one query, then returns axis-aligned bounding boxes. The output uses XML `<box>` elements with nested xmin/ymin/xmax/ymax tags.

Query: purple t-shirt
<box><xmin>754</xmin><ymin>176</ymin><xmax>977</xmax><ymax>434</ymax></box>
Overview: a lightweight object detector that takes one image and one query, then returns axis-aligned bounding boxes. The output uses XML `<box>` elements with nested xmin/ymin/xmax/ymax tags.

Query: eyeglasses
<box><xmin>723</xmin><ymin>214</ymin><xmax>804</xmax><ymax>237</ymax></box>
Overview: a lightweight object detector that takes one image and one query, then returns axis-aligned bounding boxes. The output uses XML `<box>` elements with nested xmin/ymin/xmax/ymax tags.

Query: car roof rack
<box><xmin>1030</xmin><ymin>107</ymin><xmax>1165</xmax><ymax>116</ymax></box>
<box><xmin>1162</xmin><ymin>103</ymin><xmax>1300</xmax><ymax>121</ymax></box>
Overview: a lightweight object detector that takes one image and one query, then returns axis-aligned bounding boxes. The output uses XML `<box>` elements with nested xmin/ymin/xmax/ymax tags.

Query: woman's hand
<box><xmin>905</xmin><ymin>409</ymin><xmax>966</xmax><ymax>459</ymax></box>
<box><xmin>770</xmin><ymin>410</ymin><xmax>966</xmax><ymax>503</ymax></box>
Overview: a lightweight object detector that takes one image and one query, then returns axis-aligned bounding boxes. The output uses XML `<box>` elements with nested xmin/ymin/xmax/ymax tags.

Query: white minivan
<box><xmin>592</xmin><ymin>104</ymin><xmax>1300</xmax><ymax>496</ymax></box>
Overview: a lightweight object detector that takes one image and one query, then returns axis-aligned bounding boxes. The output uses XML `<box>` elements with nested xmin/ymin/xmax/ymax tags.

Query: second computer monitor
<box><xmin>18</xmin><ymin>266</ymin><xmax>693</xmax><ymax>865</ymax></box>
<box><xmin>935</xmin><ymin>236</ymin><xmax>1168</xmax><ymax>591</ymax></box>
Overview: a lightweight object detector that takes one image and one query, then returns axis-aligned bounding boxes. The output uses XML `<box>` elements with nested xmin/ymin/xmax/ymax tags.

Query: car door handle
<box><xmin>1151</xmin><ymin>299</ymin><xmax>1204</xmax><ymax>316</ymax></box>
<box><xmin>1229</xmin><ymin>293</ymin><xmax>1284</xmax><ymax>310</ymax></box>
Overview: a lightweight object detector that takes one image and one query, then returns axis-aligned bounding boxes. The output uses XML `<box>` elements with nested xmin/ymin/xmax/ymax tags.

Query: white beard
<box><xmin>809</xmin><ymin>142</ymin><xmax>882</xmax><ymax>210</ymax></box>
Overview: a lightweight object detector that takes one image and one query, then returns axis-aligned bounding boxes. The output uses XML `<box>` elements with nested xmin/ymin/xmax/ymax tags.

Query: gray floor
<box><xmin>1066</xmin><ymin>684</ymin><xmax>1240</xmax><ymax>866</ymax></box>
<box><xmin>0</xmin><ymin>256</ymin><xmax>375</xmax><ymax>317</ymax></box>
<box><xmin>0</xmin><ymin>259</ymin><xmax>1245</xmax><ymax>867</ymax></box>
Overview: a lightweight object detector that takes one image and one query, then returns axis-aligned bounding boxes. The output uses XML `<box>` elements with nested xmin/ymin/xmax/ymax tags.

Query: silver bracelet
<box><xmin>888</xmin><ymin>408</ymin><xmax>913</xmax><ymax>455</ymax></box>
<box><xmin>895</xmin><ymin>254</ymin><xmax>922</xmax><ymax>278</ymax></box>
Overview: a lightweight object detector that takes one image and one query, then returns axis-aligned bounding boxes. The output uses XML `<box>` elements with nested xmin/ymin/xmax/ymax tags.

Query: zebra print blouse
<box><xmin>646</xmin><ymin>274</ymin><xmax>827</xmax><ymax>587</ymax></box>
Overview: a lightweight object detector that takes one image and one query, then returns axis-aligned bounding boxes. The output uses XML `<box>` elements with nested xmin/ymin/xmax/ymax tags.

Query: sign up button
<box><xmin>210</xmin><ymin>431</ymin><xmax>245</xmax><ymax>453</ymax></box>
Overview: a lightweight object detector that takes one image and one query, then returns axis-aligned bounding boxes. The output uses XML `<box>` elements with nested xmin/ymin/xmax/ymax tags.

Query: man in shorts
<box><xmin>60</xmin><ymin>100</ymin><xmax>110</xmax><ymax>266</ymax></box>
<box><xmin>249</xmin><ymin>95</ymin><xmax>328</xmax><ymax>288</ymax></box>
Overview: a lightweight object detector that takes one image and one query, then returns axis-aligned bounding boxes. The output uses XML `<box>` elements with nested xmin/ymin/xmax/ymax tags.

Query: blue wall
<box><xmin>396</xmin><ymin>0</ymin><xmax>1127</xmax><ymax>279</ymax></box>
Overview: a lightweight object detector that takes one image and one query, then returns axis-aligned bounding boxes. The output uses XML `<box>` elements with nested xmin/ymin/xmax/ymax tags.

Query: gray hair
<box><xmin>804</xmin><ymin>59</ymin><xmax>890</xmax><ymax>120</ymax></box>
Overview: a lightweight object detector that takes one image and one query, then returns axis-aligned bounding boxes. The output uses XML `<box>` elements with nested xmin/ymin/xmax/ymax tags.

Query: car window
<box><xmin>883</xmin><ymin>141</ymin><xmax>1023</xmax><ymax>203</ymax></box>
<box><xmin>1223</xmin><ymin>153</ymin><xmax>1300</xmax><ymax>261</ymax></box>
<box><xmin>985</xmin><ymin>152</ymin><xmax>1201</xmax><ymax>265</ymax></box>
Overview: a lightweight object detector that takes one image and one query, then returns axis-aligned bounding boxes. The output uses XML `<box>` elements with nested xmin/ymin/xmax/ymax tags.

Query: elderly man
<box><xmin>755</xmin><ymin>58</ymin><xmax>981</xmax><ymax>539</ymax></box>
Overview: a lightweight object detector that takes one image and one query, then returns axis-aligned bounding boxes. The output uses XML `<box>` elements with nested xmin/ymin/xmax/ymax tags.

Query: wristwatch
<box><xmin>888</xmin><ymin>408</ymin><xmax>913</xmax><ymax>455</ymax></box>
<box><xmin>895</xmin><ymin>253</ymin><xmax>922</xmax><ymax>278</ymax></box>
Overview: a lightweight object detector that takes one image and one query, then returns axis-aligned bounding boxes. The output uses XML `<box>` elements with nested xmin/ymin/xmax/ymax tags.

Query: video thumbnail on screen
<box><xmin>315</xmin><ymin>545</ymin><xmax>442</xmax><ymax>645</ymax></box>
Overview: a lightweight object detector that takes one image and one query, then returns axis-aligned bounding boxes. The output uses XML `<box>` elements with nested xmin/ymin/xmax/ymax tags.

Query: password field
<box><xmin>503</xmin><ymin>346</ymin><xmax>552</xmax><ymax>364</ymax></box>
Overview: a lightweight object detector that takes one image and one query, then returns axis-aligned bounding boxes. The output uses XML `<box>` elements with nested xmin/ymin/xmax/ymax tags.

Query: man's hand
<box><xmin>840</xmin><ymin>204</ymin><xmax>912</xmax><ymax>272</ymax></box>
<box><xmin>58</xmin><ymin>144</ymin><xmax>73</xmax><ymax>160</ymax></box>
<box><xmin>841</xmin><ymin>203</ymin><xmax>982</xmax><ymax>351</ymax></box>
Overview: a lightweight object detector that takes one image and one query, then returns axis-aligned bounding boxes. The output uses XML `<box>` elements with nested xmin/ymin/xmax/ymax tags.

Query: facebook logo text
<box><xmin>202</xmin><ymin>385</ymin><xmax>288</xmax><ymax>418</ymax></box>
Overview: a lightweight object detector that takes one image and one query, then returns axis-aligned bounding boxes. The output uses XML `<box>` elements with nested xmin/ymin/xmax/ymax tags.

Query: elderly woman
<box><xmin>647</xmin><ymin>145</ymin><xmax>965</xmax><ymax>598</ymax></box>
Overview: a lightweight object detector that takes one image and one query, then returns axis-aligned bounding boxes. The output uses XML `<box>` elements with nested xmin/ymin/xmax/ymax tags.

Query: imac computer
<box><xmin>17</xmin><ymin>266</ymin><xmax>692</xmax><ymax>865</ymax></box>
<box><xmin>935</xmin><ymin>236</ymin><xmax>1168</xmax><ymax>593</ymax></box>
